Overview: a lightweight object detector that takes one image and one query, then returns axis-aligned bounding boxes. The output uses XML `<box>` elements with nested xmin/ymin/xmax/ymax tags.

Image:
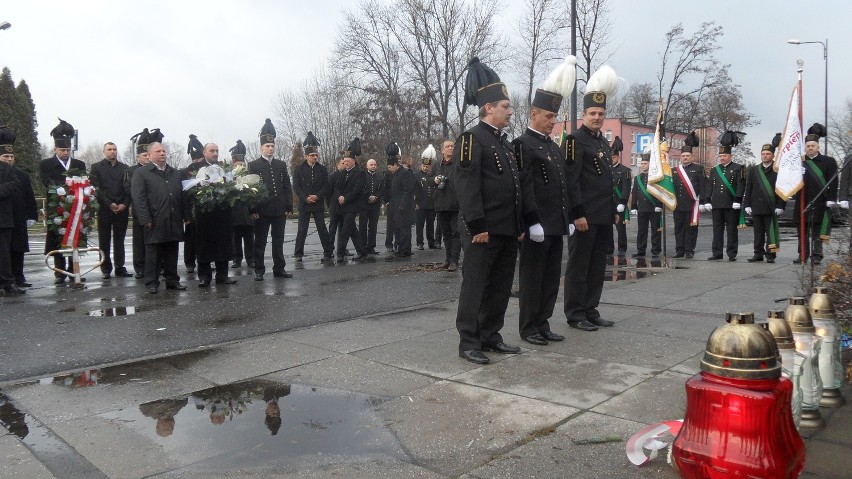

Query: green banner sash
<box><xmin>614</xmin><ymin>185</ymin><xmax>629</xmax><ymax>221</ymax></box>
<box><xmin>805</xmin><ymin>159</ymin><xmax>832</xmax><ymax>241</ymax></box>
<box><xmin>715</xmin><ymin>165</ymin><xmax>746</xmax><ymax>228</ymax></box>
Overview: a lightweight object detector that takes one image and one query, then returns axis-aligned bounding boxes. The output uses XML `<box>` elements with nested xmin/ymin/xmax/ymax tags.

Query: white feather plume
<box><xmin>421</xmin><ymin>144</ymin><xmax>436</xmax><ymax>160</ymax></box>
<box><xmin>585</xmin><ymin>65</ymin><xmax>619</xmax><ymax>97</ymax></box>
<box><xmin>541</xmin><ymin>55</ymin><xmax>577</xmax><ymax>98</ymax></box>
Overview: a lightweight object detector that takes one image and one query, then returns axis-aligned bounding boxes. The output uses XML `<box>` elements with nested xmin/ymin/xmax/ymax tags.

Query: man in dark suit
<box><xmin>39</xmin><ymin>119</ymin><xmax>86</xmax><ymax>284</ymax></box>
<box><xmin>0</xmin><ymin>125</ymin><xmax>25</xmax><ymax>294</ymax></box>
<box><xmin>293</xmin><ymin>133</ymin><xmax>333</xmax><ymax>262</ymax></box>
<box><xmin>433</xmin><ymin>140</ymin><xmax>460</xmax><ymax>271</ymax></box>
<box><xmin>359</xmin><ymin>158</ymin><xmax>383</xmax><ymax>255</ymax></box>
<box><xmin>673</xmin><ymin>132</ymin><xmax>706</xmax><ymax>259</ymax></box>
<box><xmin>248</xmin><ymin>119</ymin><xmax>293</xmax><ymax>280</ymax></box>
<box><xmin>331</xmin><ymin>139</ymin><xmax>368</xmax><ymax>262</ymax></box>
<box><xmin>127</xmin><ymin>128</ymin><xmax>158</xmax><ymax>278</ymax></box>
<box><xmin>89</xmin><ymin>142</ymin><xmax>132</xmax><ymax>279</ymax></box>
<box><xmin>609</xmin><ymin>137</ymin><xmax>631</xmax><ymax>257</ymax></box>
<box><xmin>382</xmin><ymin>165</ymin><xmax>395</xmax><ymax>252</ymax></box>
<box><xmin>385</xmin><ymin>149</ymin><xmax>415</xmax><ymax>261</ymax></box>
<box><xmin>630</xmin><ymin>155</ymin><xmax>662</xmax><ymax>258</ymax></box>
<box><xmin>414</xmin><ymin>150</ymin><xmax>437</xmax><ymax>250</ymax></box>
<box><xmin>794</xmin><ymin>123</ymin><xmax>839</xmax><ymax>265</ymax></box>
<box><xmin>179</xmin><ymin>134</ymin><xmax>205</xmax><ymax>273</ymax></box>
<box><xmin>229</xmin><ymin>140</ymin><xmax>255</xmax><ymax>269</ymax></box>
<box><xmin>130</xmin><ymin>142</ymin><xmax>187</xmax><ymax>294</ymax></box>
<box><xmin>192</xmin><ymin>143</ymin><xmax>236</xmax><ymax>287</ymax></box>
<box><xmin>744</xmin><ymin>136</ymin><xmax>785</xmax><ymax>263</ymax></box>
<box><xmin>702</xmin><ymin>131</ymin><xmax>745</xmax><ymax>261</ymax></box>
<box><xmin>326</xmin><ymin>158</ymin><xmax>345</xmax><ymax>253</ymax></box>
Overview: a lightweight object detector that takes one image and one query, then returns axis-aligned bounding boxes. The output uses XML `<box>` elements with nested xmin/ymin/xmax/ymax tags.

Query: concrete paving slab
<box><xmin>0</xmin><ymin>435</ymin><xmax>56</xmax><ymax>478</ymax></box>
<box><xmin>261</xmin><ymin>354</ymin><xmax>436</xmax><ymax>397</ymax></box>
<box><xmin>352</xmin><ymin>329</ymin><xmax>514</xmax><ymax>379</ymax></box>
<box><xmin>663</xmin><ymin>281</ymin><xmax>799</xmax><ymax>315</ymax></box>
<box><xmin>361</xmin><ymin>305</ymin><xmax>456</xmax><ymax>333</ymax></box>
<box><xmin>280</xmin><ymin>318</ymin><xmax>430</xmax><ymax>354</ymax></box>
<box><xmin>615</xmin><ymin>310</ymin><xmax>720</xmax><ymax>342</ymax></box>
<box><xmin>801</xmin><ymin>438</ymin><xmax>852</xmax><ymax>479</ymax></box>
<box><xmin>451</xmin><ymin>352</ymin><xmax>656</xmax><ymax>410</ymax></box>
<box><xmin>466</xmin><ymin>411</ymin><xmax>679</xmax><ymax>479</ymax></box>
<box><xmin>150</xmin><ymin>458</ymin><xmax>446</xmax><ymax>478</ymax></box>
<box><xmin>601</xmin><ymin>289</ymin><xmax>685</xmax><ymax>308</ymax></box>
<box><xmin>378</xmin><ymin>380</ymin><xmax>578</xmax><ymax>476</ymax></box>
<box><xmin>163</xmin><ymin>337</ymin><xmax>336</xmax><ymax>385</ymax></box>
<box><xmin>545</xmin><ymin>329</ymin><xmax>706</xmax><ymax>371</ymax></box>
<box><xmin>669</xmin><ymin>352</ymin><xmax>703</xmax><ymax>376</ymax></box>
<box><xmin>591</xmin><ymin>371</ymin><xmax>691</xmax><ymax>425</ymax></box>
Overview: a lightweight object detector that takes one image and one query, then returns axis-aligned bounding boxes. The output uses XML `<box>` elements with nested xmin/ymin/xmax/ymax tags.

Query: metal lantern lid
<box><xmin>766</xmin><ymin>310</ymin><xmax>795</xmax><ymax>350</ymax></box>
<box><xmin>809</xmin><ymin>287</ymin><xmax>836</xmax><ymax>320</ymax></box>
<box><xmin>701</xmin><ymin>312</ymin><xmax>782</xmax><ymax>380</ymax></box>
<box><xmin>786</xmin><ymin>297</ymin><xmax>815</xmax><ymax>333</ymax></box>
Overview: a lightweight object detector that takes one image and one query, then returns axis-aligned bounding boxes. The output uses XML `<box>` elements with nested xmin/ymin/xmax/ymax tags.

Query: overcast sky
<box><xmin>2</xmin><ymin>0</ymin><xmax>849</xmax><ymax>160</ymax></box>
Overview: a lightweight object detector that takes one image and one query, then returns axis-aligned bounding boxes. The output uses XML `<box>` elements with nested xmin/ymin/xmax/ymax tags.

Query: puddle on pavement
<box><xmin>86</xmin><ymin>306</ymin><xmax>141</xmax><ymax>317</ymax></box>
<box><xmin>97</xmin><ymin>380</ymin><xmax>407</xmax><ymax>469</ymax></box>
<box><xmin>604</xmin><ymin>270</ymin><xmax>653</xmax><ymax>282</ymax></box>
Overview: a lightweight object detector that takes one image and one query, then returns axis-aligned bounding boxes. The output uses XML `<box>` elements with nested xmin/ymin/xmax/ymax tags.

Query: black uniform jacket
<box><xmin>794</xmin><ymin>153</ymin><xmax>838</xmax><ymax>224</ymax></box>
<box><xmin>611</xmin><ymin>163</ymin><xmax>631</xmax><ymax>209</ymax></box>
<box><xmin>743</xmin><ymin>163</ymin><xmax>785</xmax><ymax>215</ymax></box>
<box><xmin>0</xmin><ymin>162</ymin><xmax>21</xmax><ymax>229</ymax></box>
<box><xmin>432</xmin><ymin>159</ymin><xmax>458</xmax><ymax>212</ymax></box>
<box><xmin>247</xmin><ymin>157</ymin><xmax>293</xmax><ymax>216</ymax></box>
<box><xmin>511</xmin><ymin>128</ymin><xmax>570</xmax><ymax>236</ymax></box>
<box><xmin>389</xmin><ymin>167</ymin><xmax>415</xmax><ymax>224</ymax></box>
<box><xmin>674</xmin><ymin>162</ymin><xmax>706</xmax><ymax>212</ymax></box>
<box><xmin>292</xmin><ymin>161</ymin><xmax>329</xmax><ymax>213</ymax></box>
<box><xmin>39</xmin><ymin>156</ymin><xmax>86</xmax><ymax>188</ymax></box>
<box><xmin>631</xmin><ymin>172</ymin><xmax>661</xmax><ymax>213</ymax></box>
<box><xmin>362</xmin><ymin>170</ymin><xmax>384</xmax><ymax>212</ymax></box>
<box><xmin>564</xmin><ymin>124</ymin><xmax>615</xmax><ymax>225</ymax></box>
<box><xmin>10</xmin><ymin>167</ymin><xmax>37</xmax><ymax>252</ymax></box>
<box><xmin>414</xmin><ymin>170</ymin><xmax>436</xmax><ymax>210</ymax></box>
<box><xmin>703</xmin><ymin>161</ymin><xmax>745</xmax><ymax>208</ymax></box>
<box><xmin>332</xmin><ymin>165</ymin><xmax>365</xmax><ymax>214</ymax></box>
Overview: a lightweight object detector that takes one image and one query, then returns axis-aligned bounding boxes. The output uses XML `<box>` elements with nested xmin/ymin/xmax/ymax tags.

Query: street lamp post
<box><xmin>788</xmin><ymin>38</ymin><xmax>828</xmax><ymax>153</ymax></box>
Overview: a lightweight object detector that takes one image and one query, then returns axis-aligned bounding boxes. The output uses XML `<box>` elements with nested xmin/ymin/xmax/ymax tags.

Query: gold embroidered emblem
<box><xmin>501</xmin><ymin>84</ymin><xmax>509</xmax><ymax>98</ymax></box>
<box><xmin>593</xmin><ymin>92</ymin><xmax>605</xmax><ymax>104</ymax></box>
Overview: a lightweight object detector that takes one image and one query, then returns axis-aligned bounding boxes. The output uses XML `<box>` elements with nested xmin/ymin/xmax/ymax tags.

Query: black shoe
<box><xmin>728</xmin><ymin>257</ymin><xmax>737</xmax><ymax>262</ymax></box>
<box><xmin>747</xmin><ymin>256</ymin><xmax>763</xmax><ymax>263</ymax></box>
<box><xmin>429</xmin><ymin>244</ymin><xmax>441</xmax><ymax>250</ymax></box>
<box><xmin>482</xmin><ymin>342</ymin><xmax>521</xmax><ymax>354</ymax></box>
<box><xmin>186</xmin><ymin>266</ymin><xmax>195</xmax><ymax>273</ymax></box>
<box><xmin>117</xmin><ymin>270</ymin><xmax>133</xmax><ymax>278</ymax></box>
<box><xmin>231</xmin><ymin>262</ymin><xmax>240</xmax><ymax>268</ymax></box>
<box><xmin>294</xmin><ymin>256</ymin><xmax>303</xmax><ymax>261</ymax></box>
<box><xmin>708</xmin><ymin>256</ymin><xmax>723</xmax><ymax>261</ymax></box>
<box><xmin>273</xmin><ymin>272</ymin><xmax>293</xmax><ymax>278</ymax></box>
<box><xmin>246</xmin><ymin>262</ymin><xmax>254</xmax><ymax>268</ymax></box>
<box><xmin>147</xmin><ymin>286</ymin><xmax>159</xmax><ymax>294</ymax></box>
<box><xmin>386</xmin><ymin>245</ymin><xmax>394</xmax><ymax>252</ymax></box>
<box><xmin>54</xmin><ymin>277</ymin><xmax>66</xmax><ymax>285</ymax></box>
<box><xmin>385</xmin><ymin>255</ymin><xmax>399</xmax><ymax>262</ymax></box>
<box><xmin>568</xmin><ymin>320</ymin><xmax>598</xmax><ymax>331</ymax></box>
<box><xmin>343</xmin><ymin>250</ymin><xmax>353</xmax><ymax>256</ymax></box>
<box><xmin>336</xmin><ymin>256</ymin><xmax>346</xmax><ymax>263</ymax></box>
<box><xmin>684</xmin><ymin>253</ymin><xmax>694</xmax><ymax>259</ymax></box>
<box><xmin>541</xmin><ymin>331</ymin><xmax>565</xmax><ymax>342</ymax></box>
<box><xmin>447</xmin><ymin>263</ymin><xmax>458</xmax><ymax>272</ymax></box>
<box><xmin>436</xmin><ymin>261</ymin><xmax>450</xmax><ymax>269</ymax></box>
<box><xmin>102</xmin><ymin>272</ymin><xmax>112</xmax><ymax>279</ymax></box>
<box><xmin>588</xmin><ymin>317</ymin><xmax>614</xmax><ymax>327</ymax></box>
<box><xmin>321</xmin><ymin>255</ymin><xmax>334</xmax><ymax>263</ymax></box>
<box><xmin>651</xmin><ymin>254</ymin><xmax>660</xmax><ymax>259</ymax></box>
<box><xmin>459</xmin><ymin>350</ymin><xmax>490</xmax><ymax>365</ymax></box>
<box><xmin>766</xmin><ymin>258</ymin><xmax>775</xmax><ymax>264</ymax></box>
<box><xmin>671</xmin><ymin>254</ymin><xmax>685</xmax><ymax>259</ymax></box>
<box><xmin>216</xmin><ymin>278</ymin><xmax>237</xmax><ymax>284</ymax></box>
<box><xmin>16</xmin><ymin>281</ymin><xmax>32</xmax><ymax>288</ymax></box>
<box><xmin>417</xmin><ymin>245</ymin><xmax>425</xmax><ymax>250</ymax></box>
<box><xmin>523</xmin><ymin>334</ymin><xmax>548</xmax><ymax>346</ymax></box>
<box><xmin>166</xmin><ymin>283</ymin><xmax>187</xmax><ymax>290</ymax></box>
<box><xmin>254</xmin><ymin>273</ymin><xmax>264</xmax><ymax>281</ymax></box>
<box><xmin>368</xmin><ymin>249</ymin><xmax>380</xmax><ymax>255</ymax></box>
<box><xmin>792</xmin><ymin>258</ymin><xmax>803</xmax><ymax>264</ymax></box>
<box><xmin>134</xmin><ymin>272</ymin><xmax>144</xmax><ymax>279</ymax></box>
<box><xmin>198</xmin><ymin>280</ymin><xmax>211</xmax><ymax>288</ymax></box>
<box><xmin>632</xmin><ymin>253</ymin><xmax>645</xmax><ymax>258</ymax></box>
<box><xmin>812</xmin><ymin>259</ymin><xmax>822</xmax><ymax>265</ymax></box>
<box><xmin>352</xmin><ymin>254</ymin><xmax>367</xmax><ymax>261</ymax></box>
<box><xmin>3</xmin><ymin>284</ymin><xmax>26</xmax><ymax>295</ymax></box>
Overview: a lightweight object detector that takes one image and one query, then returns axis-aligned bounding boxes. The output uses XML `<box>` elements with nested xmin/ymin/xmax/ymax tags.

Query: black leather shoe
<box><xmin>54</xmin><ymin>277</ymin><xmax>66</xmax><ymax>285</ymax></box>
<box><xmin>216</xmin><ymin>278</ymin><xmax>237</xmax><ymax>284</ymax></box>
<box><xmin>102</xmin><ymin>272</ymin><xmax>112</xmax><ymax>279</ymax></box>
<box><xmin>417</xmin><ymin>244</ymin><xmax>425</xmax><ymax>250</ymax></box>
<box><xmin>115</xmin><ymin>270</ymin><xmax>132</xmax><ymax>277</ymax></box>
<box><xmin>16</xmin><ymin>281</ymin><xmax>32</xmax><ymax>288</ymax></box>
<box><xmin>147</xmin><ymin>286</ymin><xmax>159</xmax><ymax>294</ymax></box>
<box><xmin>792</xmin><ymin>258</ymin><xmax>803</xmax><ymax>264</ymax></box>
<box><xmin>3</xmin><ymin>284</ymin><xmax>26</xmax><ymax>295</ymax></box>
<box><xmin>186</xmin><ymin>266</ymin><xmax>195</xmax><ymax>273</ymax></box>
<box><xmin>568</xmin><ymin>320</ymin><xmax>598</xmax><ymax>331</ymax></box>
<box><xmin>707</xmin><ymin>256</ymin><xmax>723</xmax><ymax>261</ymax></box>
<box><xmin>166</xmin><ymin>283</ymin><xmax>187</xmax><ymax>290</ymax></box>
<box><xmin>523</xmin><ymin>334</ymin><xmax>548</xmax><ymax>346</ymax></box>
<box><xmin>273</xmin><ymin>272</ymin><xmax>293</xmax><ymax>278</ymax></box>
<box><xmin>231</xmin><ymin>262</ymin><xmax>240</xmax><ymax>268</ymax></box>
<box><xmin>447</xmin><ymin>263</ymin><xmax>458</xmax><ymax>272</ymax></box>
<box><xmin>254</xmin><ymin>273</ymin><xmax>264</xmax><ymax>281</ymax></box>
<box><xmin>134</xmin><ymin>272</ymin><xmax>144</xmax><ymax>279</ymax></box>
<box><xmin>812</xmin><ymin>259</ymin><xmax>822</xmax><ymax>265</ymax></box>
<box><xmin>684</xmin><ymin>253</ymin><xmax>694</xmax><ymax>259</ymax></box>
<box><xmin>198</xmin><ymin>280</ymin><xmax>211</xmax><ymax>288</ymax></box>
<box><xmin>541</xmin><ymin>331</ymin><xmax>565</xmax><ymax>342</ymax></box>
<box><xmin>671</xmin><ymin>254</ymin><xmax>685</xmax><ymax>259</ymax></box>
<box><xmin>766</xmin><ymin>258</ymin><xmax>775</xmax><ymax>264</ymax></box>
<box><xmin>459</xmin><ymin>350</ymin><xmax>490</xmax><ymax>364</ymax></box>
<box><xmin>482</xmin><ymin>342</ymin><xmax>521</xmax><ymax>354</ymax></box>
<box><xmin>294</xmin><ymin>256</ymin><xmax>303</xmax><ymax>261</ymax></box>
<box><xmin>436</xmin><ymin>261</ymin><xmax>450</xmax><ymax>269</ymax></box>
<box><xmin>368</xmin><ymin>249</ymin><xmax>380</xmax><ymax>255</ymax></box>
<box><xmin>343</xmin><ymin>250</ymin><xmax>353</xmax><ymax>256</ymax></box>
<box><xmin>746</xmin><ymin>256</ymin><xmax>763</xmax><ymax>263</ymax></box>
<box><xmin>728</xmin><ymin>257</ymin><xmax>737</xmax><ymax>262</ymax></box>
<box><xmin>321</xmin><ymin>255</ymin><xmax>334</xmax><ymax>263</ymax></box>
<box><xmin>588</xmin><ymin>317</ymin><xmax>614</xmax><ymax>327</ymax></box>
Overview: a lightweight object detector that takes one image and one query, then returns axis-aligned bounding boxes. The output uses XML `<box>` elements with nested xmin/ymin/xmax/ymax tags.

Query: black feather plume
<box><xmin>385</xmin><ymin>141</ymin><xmax>400</xmax><ymax>159</ymax></box>
<box><xmin>229</xmin><ymin>140</ymin><xmax>246</xmax><ymax>156</ymax></box>
<box><xmin>303</xmin><ymin>131</ymin><xmax>320</xmax><ymax>148</ymax></box>
<box><xmin>260</xmin><ymin>118</ymin><xmax>276</xmax><ymax>137</ymax></box>
<box><xmin>771</xmin><ymin>133</ymin><xmax>781</xmax><ymax>149</ymax></box>
<box><xmin>685</xmin><ymin>131</ymin><xmax>699</xmax><ymax>147</ymax></box>
<box><xmin>611</xmin><ymin>136</ymin><xmax>623</xmax><ymax>154</ymax></box>
<box><xmin>149</xmin><ymin>128</ymin><xmax>164</xmax><ymax>143</ymax></box>
<box><xmin>50</xmin><ymin>118</ymin><xmax>75</xmax><ymax>139</ymax></box>
<box><xmin>187</xmin><ymin>134</ymin><xmax>204</xmax><ymax>156</ymax></box>
<box><xmin>807</xmin><ymin>123</ymin><xmax>827</xmax><ymax>138</ymax></box>
<box><xmin>348</xmin><ymin>137</ymin><xmax>362</xmax><ymax>157</ymax></box>
<box><xmin>0</xmin><ymin>125</ymin><xmax>15</xmax><ymax>145</ymax></box>
<box><xmin>720</xmin><ymin>130</ymin><xmax>744</xmax><ymax>148</ymax></box>
<box><xmin>464</xmin><ymin>57</ymin><xmax>500</xmax><ymax>107</ymax></box>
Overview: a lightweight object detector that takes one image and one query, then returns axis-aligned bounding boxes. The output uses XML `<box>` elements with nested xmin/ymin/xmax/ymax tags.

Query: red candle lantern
<box><xmin>672</xmin><ymin>312</ymin><xmax>805</xmax><ymax>478</ymax></box>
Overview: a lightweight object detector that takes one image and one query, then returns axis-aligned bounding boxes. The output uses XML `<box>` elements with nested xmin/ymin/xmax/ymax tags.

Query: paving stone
<box><xmin>591</xmin><ymin>371</ymin><xmax>691</xmax><ymax>425</ymax></box>
<box><xmin>546</xmin><ymin>329</ymin><xmax>705</xmax><ymax>371</ymax></box>
<box><xmin>0</xmin><ymin>435</ymin><xmax>56</xmax><ymax>478</ymax></box>
<box><xmin>281</xmin><ymin>318</ymin><xmax>429</xmax><ymax>354</ymax></box>
<box><xmin>615</xmin><ymin>311</ymin><xmax>719</xmax><ymax>342</ymax></box>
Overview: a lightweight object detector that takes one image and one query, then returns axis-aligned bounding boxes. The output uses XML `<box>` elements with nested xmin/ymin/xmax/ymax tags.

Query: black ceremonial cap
<box><xmin>762</xmin><ymin>133</ymin><xmax>782</xmax><ymax>153</ymax></box>
<box><xmin>187</xmin><ymin>134</ymin><xmax>204</xmax><ymax>160</ymax></box>
<box><xmin>718</xmin><ymin>130</ymin><xmax>743</xmax><ymax>155</ymax></box>
<box><xmin>385</xmin><ymin>141</ymin><xmax>400</xmax><ymax>165</ymax></box>
<box><xmin>0</xmin><ymin>125</ymin><xmax>15</xmax><ymax>154</ymax></box>
<box><xmin>131</xmin><ymin>128</ymin><xmax>151</xmax><ymax>155</ymax></box>
<box><xmin>259</xmin><ymin>118</ymin><xmax>276</xmax><ymax>145</ymax></box>
<box><xmin>682</xmin><ymin>131</ymin><xmax>699</xmax><ymax>153</ymax></box>
<box><xmin>229</xmin><ymin>140</ymin><xmax>247</xmax><ymax>161</ymax></box>
<box><xmin>805</xmin><ymin>123</ymin><xmax>826</xmax><ymax>143</ymax></box>
<box><xmin>50</xmin><ymin>118</ymin><xmax>75</xmax><ymax>149</ymax></box>
<box><xmin>341</xmin><ymin>137</ymin><xmax>361</xmax><ymax>159</ymax></box>
<box><xmin>303</xmin><ymin>131</ymin><xmax>320</xmax><ymax>155</ymax></box>
<box><xmin>149</xmin><ymin>128</ymin><xmax>164</xmax><ymax>144</ymax></box>
<box><xmin>611</xmin><ymin>136</ymin><xmax>623</xmax><ymax>154</ymax></box>
<box><xmin>532</xmin><ymin>89</ymin><xmax>562</xmax><ymax>114</ymax></box>
<box><xmin>464</xmin><ymin>57</ymin><xmax>509</xmax><ymax>108</ymax></box>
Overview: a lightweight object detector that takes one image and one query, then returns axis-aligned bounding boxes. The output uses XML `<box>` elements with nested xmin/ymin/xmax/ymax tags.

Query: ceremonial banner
<box><xmin>773</xmin><ymin>85</ymin><xmax>804</xmax><ymax>201</ymax></box>
<box><xmin>647</xmin><ymin>106</ymin><xmax>677</xmax><ymax>211</ymax></box>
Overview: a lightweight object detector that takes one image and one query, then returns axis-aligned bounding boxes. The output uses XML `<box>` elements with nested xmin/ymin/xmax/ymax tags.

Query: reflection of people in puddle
<box><xmin>0</xmin><ymin>399</ymin><xmax>28</xmax><ymax>439</ymax></box>
<box><xmin>139</xmin><ymin>398</ymin><xmax>188</xmax><ymax>437</ymax></box>
<box><xmin>263</xmin><ymin>384</ymin><xmax>290</xmax><ymax>435</ymax></box>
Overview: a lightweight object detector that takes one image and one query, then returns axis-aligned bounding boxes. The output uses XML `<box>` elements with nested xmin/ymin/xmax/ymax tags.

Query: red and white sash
<box><xmin>677</xmin><ymin>164</ymin><xmax>700</xmax><ymax>225</ymax></box>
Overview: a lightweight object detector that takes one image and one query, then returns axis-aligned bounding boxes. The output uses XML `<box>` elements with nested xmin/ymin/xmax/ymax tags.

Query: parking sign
<box><xmin>636</xmin><ymin>133</ymin><xmax>653</xmax><ymax>154</ymax></box>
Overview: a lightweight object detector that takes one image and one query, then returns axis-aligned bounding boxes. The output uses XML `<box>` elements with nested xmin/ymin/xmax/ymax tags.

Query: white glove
<box><xmin>704</xmin><ymin>203</ymin><xmax>712</xmax><ymax>211</ymax></box>
<box><xmin>654</xmin><ymin>207</ymin><xmax>662</xmax><ymax>213</ymax></box>
<box><xmin>568</xmin><ymin>224</ymin><xmax>576</xmax><ymax>236</ymax></box>
<box><xmin>840</xmin><ymin>201</ymin><xmax>850</xmax><ymax>209</ymax></box>
<box><xmin>630</xmin><ymin>209</ymin><xmax>638</xmax><ymax>217</ymax></box>
<box><xmin>732</xmin><ymin>202</ymin><xmax>741</xmax><ymax>210</ymax></box>
<box><xmin>26</xmin><ymin>219</ymin><xmax>36</xmax><ymax>228</ymax></box>
<box><xmin>529</xmin><ymin>223</ymin><xmax>545</xmax><ymax>243</ymax></box>
<box><xmin>699</xmin><ymin>204</ymin><xmax>706</xmax><ymax>213</ymax></box>
<box><xmin>774</xmin><ymin>208</ymin><xmax>784</xmax><ymax>216</ymax></box>
<box><xmin>745</xmin><ymin>207</ymin><xmax>752</xmax><ymax>215</ymax></box>
<box><xmin>616</xmin><ymin>204</ymin><xmax>625</xmax><ymax>213</ymax></box>
<box><xmin>802</xmin><ymin>167</ymin><xmax>807</xmax><ymax>175</ymax></box>
<box><xmin>826</xmin><ymin>201</ymin><xmax>836</xmax><ymax>208</ymax></box>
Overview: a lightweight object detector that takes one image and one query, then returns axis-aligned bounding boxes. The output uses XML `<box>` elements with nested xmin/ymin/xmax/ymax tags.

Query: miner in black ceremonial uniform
<box><xmin>331</xmin><ymin>138</ymin><xmax>368</xmax><ymax>262</ymax></box>
<box><xmin>794</xmin><ymin>123</ymin><xmax>839</xmax><ymax>265</ymax></box>
<box><xmin>672</xmin><ymin>131</ymin><xmax>706</xmax><ymax>259</ymax></box>
<box><xmin>292</xmin><ymin>132</ymin><xmax>333</xmax><ymax>262</ymax></box>
<box><xmin>0</xmin><ymin>125</ymin><xmax>26</xmax><ymax>294</ymax></box>
<box><xmin>512</xmin><ymin>56</ymin><xmax>573</xmax><ymax>346</ymax></box>
<box><xmin>744</xmin><ymin>134</ymin><xmax>785</xmax><ymax>263</ymax></box>
<box><xmin>563</xmin><ymin>66</ymin><xmax>620</xmax><ymax>331</ymax></box>
<box><xmin>385</xmin><ymin>143</ymin><xmax>415</xmax><ymax>261</ymax></box>
<box><xmin>229</xmin><ymin>140</ymin><xmax>255</xmax><ymax>269</ymax></box>
<box><xmin>609</xmin><ymin>136</ymin><xmax>631</xmax><ymax>257</ymax></box>
<box><xmin>454</xmin><ymin>58</ymin><xmax>537</xmax><ymax>364</ymax></box>
<box><xmin>382</xmin><ymin>162</ymin><xmax>396</xmax><ymax>252</ymax></box>
<box><xmin>39</xmin><ymin>119</ymin><xmax>86</xmax><ymax>284</ymax></box>
<box><xmin>193</xmin><ymin>142</ymin><xmax>236</xmax><ymax>287</ymax></box>
<box><xmin>90</xmin><ymin>141</ymin><xmax>132</xmax><ymax>279</ymax></box>
<box><xmin>630</xmin><ymin>154</ymin><xmax>662</xmax><ymax>258</ymax></box>
<box><xmin>127</xmin><ymin>128</ymin><xmax>159</xmax><ymax>278</ymax></box>
<box><xmin>248</xmin><ymin>119</ymin><xmax>294</xmax><ymax>280</ymax></box>
<box><xmin>180</xmin><ymin>134</ymin><xmax>205</xmax><ymax>273</ymax></box>
<box><xmin>433</xmin><ymin>140</ymin><xmax>460</xmax><ymax>271</ymax></box>
<box><xmin>359</xmin><ymin>158</ymin><xmax>383</xmax><ymax>255</ymax></box>
<box><xmin>702</xmin><ymin>131</ymin><xmax>745</xmax><ymax>261</ymax></box>
<box><xmin>414</xmin><ymin>145</ymin><xmax>437</xmax><ymax>250</ymax></box>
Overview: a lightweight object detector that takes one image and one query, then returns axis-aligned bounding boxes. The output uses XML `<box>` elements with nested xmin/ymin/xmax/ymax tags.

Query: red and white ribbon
<box><xmin>61</xmin><ymin>178</ymin><xmax>91</xmax><ymax>248</ymax></box>
<box><xmin>677</xmin><ymin>165</ymin><xmax>700</xmax><ymax>225</ymax></box>
<box><xmin>626</xmin><ymin>419</ymin><xmax>683</xmax><ymax>466</ymax></box>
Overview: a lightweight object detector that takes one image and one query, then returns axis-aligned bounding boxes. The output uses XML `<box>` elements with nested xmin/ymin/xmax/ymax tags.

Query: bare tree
<box><xmin>829</xmin><ymin>99</ymin><xmax>852</xmax><ymax>161</ymax></box>
<box><xmin>607</xmin><ymin>82</ymin><xmax>657</xmax><ymax>124</ymax></box>
<box><xmin>515</xmin><ymin>0</ymin><xmax>570</xmax><ymax>108</ymax></box>
<box><xmin>693</xmin><ymin>70</ymin><xmax>758</xmax><ymax>164</ymax></box>
<box><xmin>575</xmin><ymin>0</ymin><xmax>616</xmax><ymax>87</ymax></box>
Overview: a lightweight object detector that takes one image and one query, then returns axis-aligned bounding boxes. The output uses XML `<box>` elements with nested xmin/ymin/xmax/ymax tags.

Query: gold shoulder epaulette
<box><xmin>459</xmin><ymin>132</ymin><xmax>475</xmax><ymax>165</ymax></box>
<box><xmin>511</xmin><ymin>139</ymin><xmax>524</xmax><ymax>170</ymax></box>
<box><xmin>563</xmin><ymin>135</ymin><xmax>576</xmax><ymax>163</ymax></box>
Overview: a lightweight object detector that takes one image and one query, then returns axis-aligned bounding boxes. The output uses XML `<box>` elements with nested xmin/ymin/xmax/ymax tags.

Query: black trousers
<box><xmin>434</xmin><ymin>220</ymin><xmax>443</xmax><ymax>245</ymax></box>
<box><xmin>608</xmin><ymin>222</ymin><xmax>627</xmax><ymax>255</ymax></box>
<box><xmin>232</xmin><ymin>225</ymin><xmax>254</xmax><ymax>265</ymax></box>
<box><xmin>456</xmin><ymin>234</ymin><xmax>518</xmax><ymax>352</ymax></box>
<box><xmin>385</xmin><ymin>205</ymin><xmax>395</xmax><ymax>249</ymax></box>
<box><xmin>393</xmin><ymin>212</ymin><xmax>412</xmax><ymax>255</ymax></box>
<box><xmin>636</xmin><ymin>211</ymin><xmax>661</xmax><ymax>256</ymax></box>
<box><xmin>436</xmin><ymin>210</ymin><xmax>461</xmax><ymax>263</ymax></box>
<box><xmin>359</xmin><ymin>208</ymin><xmax>380</xmax><ymax>251</ymax></box>
<box><xmin>44</xmin><ymin>230</ymin><xmax>66</xmax><ymax>278</ymax></box>
<box><xmin>295</xmin><ymin>209</ymin><xmax>333</xmax><ymax>257</ymax></box>
<box><xmin>10</xmin><ymin>251</ymin><xmax>25</xmax><ymax>285</ymax></box>
<box><xmin>337</xmin><ymin>211</ymin><xmax>365</xmax><ymax>256</ymax></box>
<box><xmin>415</xmin><ymin>208</ymin><xmax>436</xmax><ymax>246</ymax></box>
<box><xmin>183</xmin><ymin>222</ymin><xmax>197</xmax><ymax>268</ymax></box>
<box><xmin>752</xmin><ymin>214</ymin><xmax>776</xmax><ymax>259</ymax></box>
<box><xmin>564</xmin><ymin>223</ymin><xmax>611</xmax><ymax>324</ymax></box>
<box><xmin>796</xmin><ymin>220</ymin><xmax>825</xmax><ymax>261</ymax></box>
<box><xmin>519</xmin><ymin>235</ymin><xmax>563</xmax><ymax>338</ymax></box>
<box><xmin>199</xmin><ymin>260</ymin><xmax>230</xmax><ymax>282</ymax></box>
<box><xmin>0</xmin><ymin>228</ymin><xmax>13</xmax><ymax>286</ymax></box>
<box><xmin>143</xmin><ymin>241</ymin><xmax>179</xmax><ymax>288</ymax></box>
<box><xmin>98</xmin><ymin>211</ymin><xmax>129</xmax><ymax>274</ymax></box>
<box><xmin>711</xmin><ymin>208</ymin><xmax>739</xmax><ymax>258</ymax></box>
<box><xmin>253</xmin><ymin>215</ymin><xmax>286</xmax><ymax>275</ymax></box>
<box><xmin>132</xmin><ymin>218</ymin><xmax>146</xmax><ymax>275</ymax></box>
<box><xmin>673</xmin><ymin>210</ymin><xmax>698</xmax><ymax>255</ymax></box>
